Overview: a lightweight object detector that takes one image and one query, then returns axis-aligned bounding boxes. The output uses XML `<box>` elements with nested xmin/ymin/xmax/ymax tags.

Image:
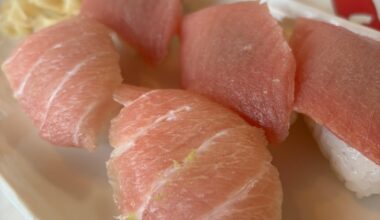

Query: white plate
<box><xmin>0</xmin><ymin>0</ymin><xmax>379</xmax><ymax>219</ymax></box>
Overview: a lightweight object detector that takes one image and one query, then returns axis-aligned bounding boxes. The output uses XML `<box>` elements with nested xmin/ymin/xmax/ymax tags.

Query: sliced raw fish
<box><xmin>81</xmin><ymin>0</ymin><xmax>182</xmax><ymax>64</ymax></box>
<box><xmin>2</xmin><ymin>17</ymin><xmax>123</xmax><ymax>149</ymax></box>
<box><xmin>108</xmin><ymin>86</ymin><xmax>282</xmax><ymax>220</ymax></box>
<box><xmin>291</xmin><ymin>18</ymin><xmax>380</xmax><ymax>165</ymax></box>
<box><xmin>181</xmin><ymin>2</ymin><xmax>295</xmax><ymax>143</ymax></box>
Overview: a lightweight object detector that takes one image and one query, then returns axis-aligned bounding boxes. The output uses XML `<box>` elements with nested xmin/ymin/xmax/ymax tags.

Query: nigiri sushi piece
<box><xmin>1</xmin><ymin>17</ymin><xmax>123</xmax><ymax>149</ymax></box>
<box><xmin>181</xmin><ymin>2</ymin><xmax>296</xmax><ymax>143</ymax></box>
<box><xmin>108</xmin><ymin>85</ymin><xmax>282</xmax><ymax>220</ymax></box>
<box><xmin>291</xmin><ymin>18</ymin><xmax>380</xmax><ymax>197</ymax></box>
<box><xmin>81</xmin><ymin>0</ymin><xmax>182</xmax><ymax>64</ymax></box>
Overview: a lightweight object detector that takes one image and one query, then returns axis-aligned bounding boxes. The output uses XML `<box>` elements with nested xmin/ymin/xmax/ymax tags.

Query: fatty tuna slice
<box><xmin>181</xmin><ymin>2</ymin><xmax>295</xmax><ymax>143</ymax></box>
<box><xmin>108</xmin><ymin>86</ymin><xmax>282</xmax><ymax>220</ymax></box>
<box><xmin>2</xmin><ymin>17</ymin><xmax>123</xmax><ymax>149</ymax></box>
<box><xmin>291</xmin><ymin>18</ymin><xmax>380</xmax><ymax>165</ymax></box>
<box><xmin>81</xmin><ymin>0</ymin><xmax>182</xmax><ymax>64</ymax></box>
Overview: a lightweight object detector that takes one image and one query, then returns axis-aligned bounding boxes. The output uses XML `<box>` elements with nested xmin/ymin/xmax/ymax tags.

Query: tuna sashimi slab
<box><xmin>181</xmin><ymin>2</ymin><xmax>296</xmax><ymax>143</ymax></box>
<box><xmin>2</xmin><ymin>17</ymin><xmax>123</xmax><ymax>149</ymax></box>
<box><xmin>81</xmin><ymin>0</ymin><xmax>182</xmax><ymax>64</ymax></box>
<box><xmin>291</xmin><ymin>18</ymin><xmax>380</xmax><ymax>165</ymax></box>
<box><xmin>108</xmin><ymin>86</ymin><xmax>282</xmax><ymax>220</ymax></box>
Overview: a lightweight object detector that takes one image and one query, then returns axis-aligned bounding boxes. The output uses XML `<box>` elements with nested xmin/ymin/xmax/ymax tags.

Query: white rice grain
<box><xmin>306</xmin><ymin>117</ymin><xmax>380</xmax><ymax>197</ymax></box>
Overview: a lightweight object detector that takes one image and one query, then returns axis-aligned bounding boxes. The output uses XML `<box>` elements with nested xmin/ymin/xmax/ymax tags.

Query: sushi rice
<box><xmin>306</xmin><ymin>117</ymin><xmax>380</xmax><ymax>197</ymax></box>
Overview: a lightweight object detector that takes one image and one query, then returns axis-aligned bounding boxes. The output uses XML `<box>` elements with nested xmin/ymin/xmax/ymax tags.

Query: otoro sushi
<box><xmin>108</xmin><ymin>85</ymin><xmax>282</xmax><ymax>220</ymax></box>
<box><xmin>1</xmin><ymin>17</ymin><xmax>123</xmax><ymax>149</ymax></box>
<box><xmin>81</xmin><ymin>0</ymin><xmax>182</xmax><ymax>64</ymax></box>
<box><xmin>291</xmin><ymin>18</ymin><xmax>380</xmax><ymax>197</ymax></box>
<box><xmin>181</xmin><ymin>2</ymin><xmax>296</xmax><ymax>143</ymax></box>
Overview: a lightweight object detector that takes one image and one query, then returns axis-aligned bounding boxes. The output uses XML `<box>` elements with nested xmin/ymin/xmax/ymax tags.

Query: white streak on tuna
<box><xmin>115</xmin><ymin>90</ymin><xmax>158</xmax><ymax>108</ymax></box>
<box><xmin>197</xmin><ymin>129</ymin><xmax>230</xmax><ymax>153</ymax></box>
<box><xmin>14</xmin><ymin>57</ymin><xmax>45</xmax><ymax>97</ymax></box>
<box><xmin>136</xmin><ymin>127</ymin><xmax>233</xmax><ymax>219</ymax></box>
<box><xmin>12</xmin><ymin>33</ymin><xmax>97</xmax><ymax>98</ymax></box>
<box><xmin>166</xmin><ymin>110</ymin><xmax>177</xmax><ymax>121</ymax></box>
<box><xmin>202</xmin><ymin>164</ymin><xmax>271</xmax><ymax>220</ymax></box>
<box><xmin>110</xmin><ymin>105</ymin><xmax>192</xmax><ymax>159</ymax></box>
<box><xmin>73</xmin><ymin>102</ymin><xmax>98</xmax><ymax>146</ymax></box>
<box><xmin>39</xmin><ymin>52</ymin><xmax>107</xmax><ymax>130</ymax></box>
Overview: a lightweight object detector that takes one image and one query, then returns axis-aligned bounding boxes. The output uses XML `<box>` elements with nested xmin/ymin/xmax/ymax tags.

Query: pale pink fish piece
<box><xmin>2</xmin><ymin>17</ymin><xmax>123</xmax><ymax>149</ymax></box>
<box><xmin>113</xmin><ymin>85</ymin><xmax>151</xmax><ymax>107</ymax></box>
<box><xmin>108</xmin><ymin>86</ymin><xmax>282</xmax><ymax>219</ymax></box>
<box><xmin>291</xmin><ymin>18</ymin><xmax>380</xmax><ymax>165</ymax></box>
<box><xmin>181</xmin><ymin>2</ymin><xmax>296</xmax><ymax>143</ymax></box>
<box><xmin>81</xmin><ymin>0</ymin><xmax>182</xmax><ymax>64</ymax></box>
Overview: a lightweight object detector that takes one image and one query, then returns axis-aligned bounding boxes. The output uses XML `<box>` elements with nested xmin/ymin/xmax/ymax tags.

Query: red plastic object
<box><xmin>333</xmin><ymin>0</ymin><xmax>380</xmax><ymax>30</ymax></box>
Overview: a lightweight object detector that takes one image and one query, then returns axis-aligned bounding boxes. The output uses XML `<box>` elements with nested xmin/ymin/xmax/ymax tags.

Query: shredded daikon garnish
<box><xmin>0</xmin><ymin>0</ymin><xmax>81</xmax><ymax>38</ymax></box>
